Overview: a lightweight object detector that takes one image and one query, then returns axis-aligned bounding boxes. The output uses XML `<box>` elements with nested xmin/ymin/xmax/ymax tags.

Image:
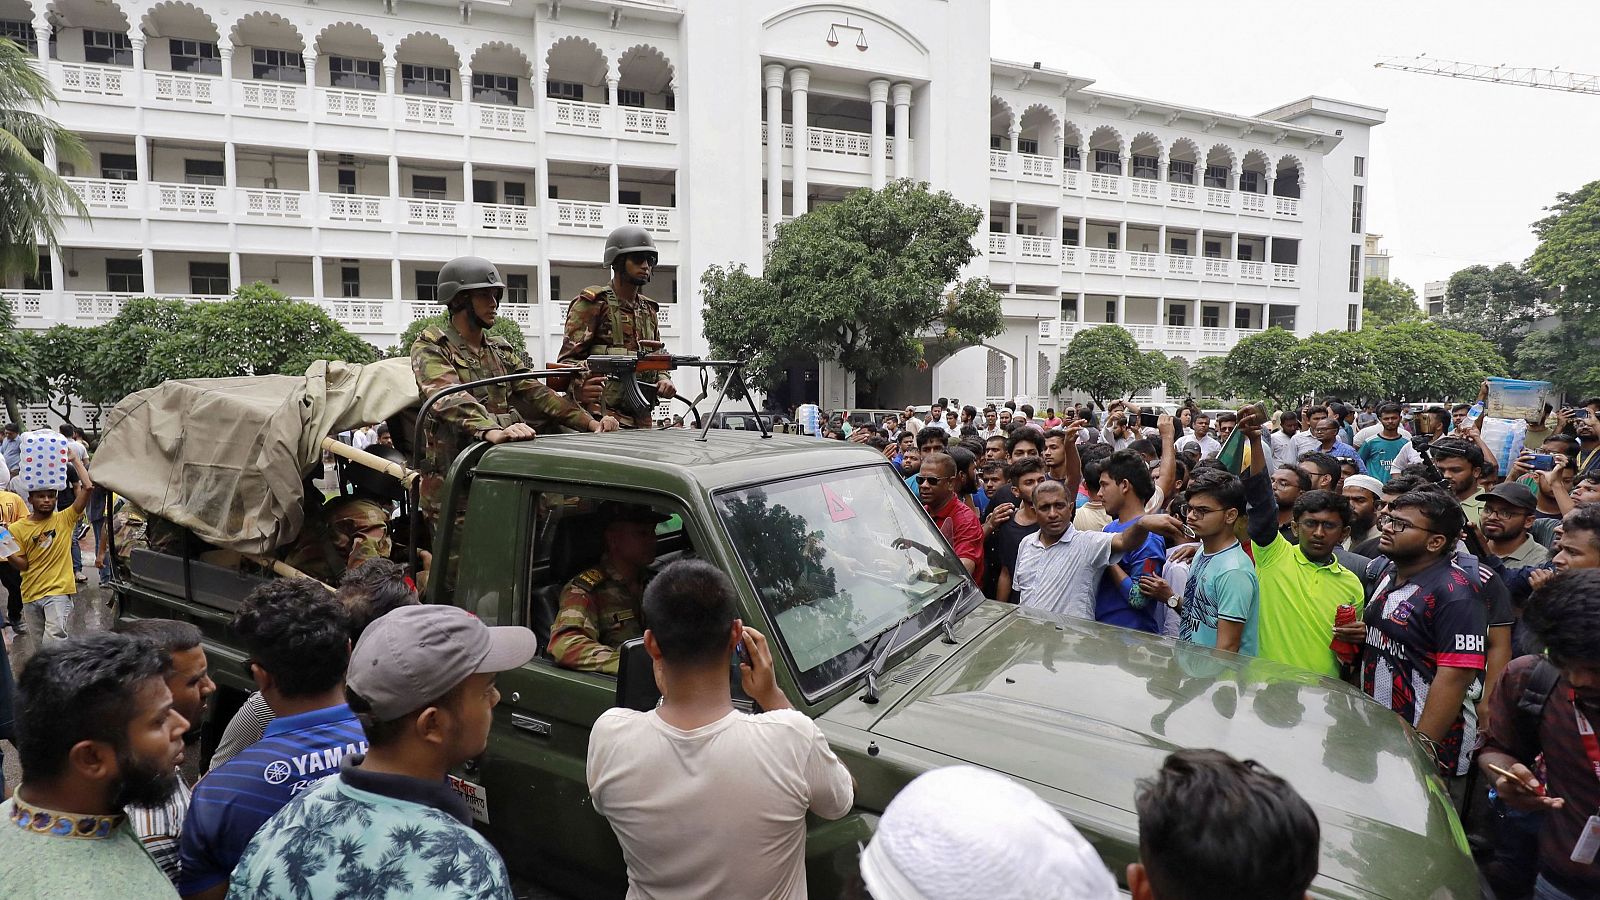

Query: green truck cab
<box><xmin>115</xmin><ymin>429</ymin><xmax>1479</xmax><ymax>899</ymax></box>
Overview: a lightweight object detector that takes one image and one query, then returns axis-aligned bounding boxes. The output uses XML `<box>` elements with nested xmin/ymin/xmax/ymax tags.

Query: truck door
<box><xmin>448</xmin><ymin>480</ymin><xmax>697</xmax><ymax>899</ymax></box>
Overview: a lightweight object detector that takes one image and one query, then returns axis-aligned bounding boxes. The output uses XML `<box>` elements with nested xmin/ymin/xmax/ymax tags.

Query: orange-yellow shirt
<box><xmin>11</xmin><ymin>505</ymin><xmax>82</xmax><ymax>601</ymax></box>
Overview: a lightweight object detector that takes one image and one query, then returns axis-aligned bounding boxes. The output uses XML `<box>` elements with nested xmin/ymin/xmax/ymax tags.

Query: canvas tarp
<box><xmin>91</xmin><ymin>357</ymin><xmax>419</xmax><ymax>556</ymax></box>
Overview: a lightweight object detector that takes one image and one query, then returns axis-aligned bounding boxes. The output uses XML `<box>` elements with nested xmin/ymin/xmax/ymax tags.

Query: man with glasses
<box><xmin>916</xmin><ymin>452</ymin><xmax>983</xmax><ymax>579</ymax></box>
<box><xmin>1239</xmin><ymin>407</ymin><xmax>1365</xmax><ymax>679</ymax></box>
<box><xmin>1150</xmin><ymin>469</ymin><xmax>1259</xmax><ymax>655</ymax></box>
<box><xmin>1340</xmin><ymin>491</ymin><xmax>1486</xmax><ymax>786</ymax></box>
<box><xmin>559</xmin><ymin>225</ymin><xmax>676</xmax><ymax>428</ymax></box>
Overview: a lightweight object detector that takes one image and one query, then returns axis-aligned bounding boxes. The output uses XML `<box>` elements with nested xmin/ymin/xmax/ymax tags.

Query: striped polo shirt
<box><xmin>176</xmin><ymin>703</ymin><xmax>366</xmax><ymax>896</ymax></box>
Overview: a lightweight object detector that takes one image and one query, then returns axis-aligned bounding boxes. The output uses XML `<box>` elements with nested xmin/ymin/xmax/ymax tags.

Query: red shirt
<box><xmin>930</xmin><ymin>496</ymin><xmax>984</xmax><ymax>582</ymax></box>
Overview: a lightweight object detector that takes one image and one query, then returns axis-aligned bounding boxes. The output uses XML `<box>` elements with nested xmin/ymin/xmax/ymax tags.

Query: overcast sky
<box><xmin>992</xmin><ymin>0</ymin><xmax>1600</xmax><ymax>290</ymax></box>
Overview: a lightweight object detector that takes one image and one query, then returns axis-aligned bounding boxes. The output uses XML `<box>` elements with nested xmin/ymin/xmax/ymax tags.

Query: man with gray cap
<box><xmin>227</xmin><ymin>604</ymin><xmax>535</xmax><ymax>899</ymax></box>
<box><xmin>1479</xmin><ymin>482</ymin><xmax>1551</xmax><ymax>569</ymax></box>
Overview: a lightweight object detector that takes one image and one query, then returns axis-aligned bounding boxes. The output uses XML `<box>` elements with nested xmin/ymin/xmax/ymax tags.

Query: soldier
<box><xmin>548</xmin><ymin>502</ymin><xmax>665</xmax><ymax>674</ymax></box>
<box><xmin>282</xmin><ymin>445</ymin><xmax>406</xmax><ymax>585</ymax></box>
<box><xmin>412</xmin><ymin>255</ymin><xmax>615</xmax><ymax>524</ymax></box>
<box><xmin>557</xmin><ymin>225</ymin><xmax>678</xmax><ymax>427</ymax></box>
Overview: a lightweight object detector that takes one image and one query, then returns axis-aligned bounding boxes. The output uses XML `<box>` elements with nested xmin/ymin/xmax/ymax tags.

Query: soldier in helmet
<box><xmin>548</xmin><ymin>502</ymin><xmax>666</xmax><ymax>675</ymax></box>
<box><xmin>412</xmin><ymin>256</ymin><xmax>615</xmax><ymax>525</ymax></box>
<box><xmin>282</xmin><ymin>445</ymin><xmax>407</xmax><ymax>585</ymax></box>
<box><xmin>557</xmin><ymin>224</ymin><xmax>677</xmax><ymax>428</ymax></box>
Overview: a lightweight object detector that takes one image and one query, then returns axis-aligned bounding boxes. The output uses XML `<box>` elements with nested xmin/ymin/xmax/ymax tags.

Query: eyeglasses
<box><xmin>1377</xmin><ymin>513</ymin><xmax>1439</xmax><ymax>535</ymax></box>
<box><xmin>1185</xmin><ymin>504</ymin><xmax>1224</xmax><ymax>519</ymax></box>
<box><xmin>1297</xmin><ymin>518</ymin><xmax>1346</xmax><ymax>534</ymax></box>
<box><xmin>914</xmin><ymin>475</ymin><xmax>950</xmax><ymax>485</ymax></box>
<box><xmin>625</xmin><ymin>252</ymin><xmax>658</xmax><ymax>267</ymax></box>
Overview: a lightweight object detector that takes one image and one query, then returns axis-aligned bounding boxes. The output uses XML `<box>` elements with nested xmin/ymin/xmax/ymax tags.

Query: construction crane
<box><xmin>1374</xmin><ymin>55</ymin><xmax>1600</xmax><ymax>95</ymax></box>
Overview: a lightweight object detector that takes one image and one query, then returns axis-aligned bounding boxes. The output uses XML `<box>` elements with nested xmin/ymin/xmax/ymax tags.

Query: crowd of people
<box><xmin>834</xmin><ymin>391</ymin><xmax>1600</xmax><ymax>900</ymax></box>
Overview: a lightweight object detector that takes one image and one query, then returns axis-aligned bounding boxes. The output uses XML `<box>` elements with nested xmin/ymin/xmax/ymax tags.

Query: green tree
<box><xmin>702</xmin><ymin>180</ymin><xmax>1003</xmax><ymax>398</ymax></box>
<box><xmin>1286</xmin><ymin>330</ymin><xmax>1383</xmax><ymax>403</ymax></box>
<box><xmin>0</xmin><ymin>295</ymin><xmax>42</xmax><ymax>424</ymax></box>
<box><xmin>1163</xmin><ymin>355</ymin><xmax>1191</xmax><ymax>397</ymax></box>
<box><xmin>1436</xmin><ymin>263</ymin><xmax>1546</xmax><ymax>363</ymax></box>
<box><xmin>1366</xmin><ymin>321</ymin><xmax>1506</xmax><ymax>402</ymax></box>
<box><xmin>1514</xmin><ymin>325</ymin><xmax>1600</xmax><ymax>397</ymax></box>
<box><xmin>1524</xmin><ymin>181</ymin><xmax>1600</xmax><ymax>395</ymax></box>
<box><xmin>1361</xmin><ymin>277</ymin><xmax>1423</xmax><ymax>328</ymax></box>
<box><xmin>389</xmin><ymin>311</ymin><xmax>528</xmax><ymax>359</ymax></box>
<box><xmin>1188</xmin><ymin>356</ymin><xmax>1234</xmax><ymax>400</ymax></box>
<box><xmin>1050</xmin><ymin>325</ymin><xmax>1144</xmax><ymax>408</ymax></box>
<box><xmin>0</xmin><ymin>38</ymin><xmax>88</xmax><ymax>280</ymax></box>
<box><xmin>25</xmin><ymin>323</ymin><xmax>100</xmax><ymax>421</ymax></box>
<box><xmin>1222</xmin><ymin>327</ymin><xmax>1301</xmax><ymax>406</ymax></box>
<box><xmin>81</xmin><ymin>297</ymin><xmax>199</xmax><ymax>406</ymax></box>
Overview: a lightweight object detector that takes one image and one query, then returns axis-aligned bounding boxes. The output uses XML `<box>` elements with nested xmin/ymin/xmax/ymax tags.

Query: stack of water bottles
<box><xmin>1476</xmin><ymin>378</ymin><xmax>1554</xmax><ymax>475</ymax></box>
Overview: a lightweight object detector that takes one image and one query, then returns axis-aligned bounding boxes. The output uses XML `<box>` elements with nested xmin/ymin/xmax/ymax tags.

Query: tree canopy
<box><xmin>1434</xmin><ymin>263</ymin><xmax>1546</xmax><ymax>364</ymax></box>
<box><xmin>389</xmin><ymin>311</ymin><xmax>528</xmax><ymax>360</ymax></box>
<box><xmin>702</xmin><ymin>179</ymin><xmax>1003</xmax><ymax>398</ymax></box>
<box><xmin>0</xmin><ymin>38</ymin><xmax>88</xmax><ymax>280</ymax></box>
<box><xmin>1520</xmin><ymin>180</ymin><xmax>1600</xmax><ymax>396</ymax></box>
<box><xmin>1361</xmin><ymin>277</ymin><xmax>1423</xmax><ymax>328</ymax></box>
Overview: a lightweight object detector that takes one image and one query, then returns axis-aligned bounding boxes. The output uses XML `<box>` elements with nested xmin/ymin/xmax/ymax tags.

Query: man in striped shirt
<box><xmin>1012</xmin><ymin>480</ymin><xmax>1181</xmax><ymax>619</ymax></box>
<box><xmin>120</xmin><ymin>619</ymin><xmax>217</xmax><ymax>885</ymax></box>
<box><xmin>175</xmin><ymin>579</ymin><xmax>363</xmax><ymax>900</ymax></box>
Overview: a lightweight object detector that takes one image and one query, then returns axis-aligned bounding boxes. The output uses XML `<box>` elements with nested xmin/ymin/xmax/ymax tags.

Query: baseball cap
<box><xmin>347</xmin><ymin>605</ymin><xmax>537</xmax><ymax>721</ymax></box>
<box><xmin>1477</xmin><ymin>482</ymin><xmax>1538</xmax><ymax>512</ymax></box>
<box><xmin>859</xmin><ymin>766</ymin><xmax>1118</xmax><ymax>900</ymax></box>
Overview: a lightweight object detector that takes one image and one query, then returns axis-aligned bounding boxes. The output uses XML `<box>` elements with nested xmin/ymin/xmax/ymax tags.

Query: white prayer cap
<box><xmin>1343</xmin><ymin>474</ymin><xmax>1383</xmax><ymax>498</ymax></box>
<box><xmin>859</xmin><ymin>766</ymin><xmax>1119</xmax><ymax>900</ymax></box>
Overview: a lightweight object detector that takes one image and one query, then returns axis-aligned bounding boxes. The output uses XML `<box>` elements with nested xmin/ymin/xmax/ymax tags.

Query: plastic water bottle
<box><xmin>0</xmin><ymin>524</ymin><xmax>19</xmax><ymax>559</ymax></box>
<box><xmin>1467</xmin><ymin>401</ymin><xmax>1484</xmax><ymax>421</ymax></box>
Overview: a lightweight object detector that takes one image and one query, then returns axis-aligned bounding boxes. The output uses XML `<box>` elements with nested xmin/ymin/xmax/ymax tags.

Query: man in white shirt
<box><xmin>1176</xmin><ymin>415</ymin><xmax>1222</xmax><ymax>458</ymax></box>
<box><xmin>1011</xmin><ymin>481</ymin><xmax>1180</xmax><ymax>618</ymax></box>
<box><xmin>587</xmin><ymin>560</ymin><xmax>854</xmax><ymax>900</ymax></box>
<box><xmin>902</xmin><ymin>406</ymin><xmax>924</xmax><ymax>437</ymax></box>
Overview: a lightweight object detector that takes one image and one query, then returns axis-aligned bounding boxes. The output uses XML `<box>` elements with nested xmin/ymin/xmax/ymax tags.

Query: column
<box><xmin>140</xmin><ymin>247</ymin><xmax>155</xmax><ymax>294</ymax></box>
<box><xmin>228</xmin><ymin>251</ymin><xmax>241</xmax><ymax>291</ymax></box>
<box><xmin>868</xmin><ymin>78</ymin><xmax>890</xmax><ymax>189</ymax></box>
<box><xmin>306</xmin><ymin>149</ymin><xmax>320</xmax><ymax>198</ymax></box>
<box><xmin>1121</xmin><ymin>154</ymin><xmax>1131</xmax><ymax>178</ymax></box>
<box><xmin>218</xmin><ymin>39</ymin><xmax>234</xmax><ymax>97</ymax></box>
<box><xmin>891</xmin><ymin>82</ymin><xmax>911</xmax><ymax>180</ymax></box>
<box><xmin>1157</xmin><ymin>297</ymin><xmax>1167</xmax><ymax>331</ymax></box>
<box><xmin>606</xmin><ymin>64</ymin><xmax>619</xmax><ymax>125</ymax></box>
<box><xmin>1158</xmin><ymin>224</ymin><xmax>1168</xmax><ymax>257</ymax></box>
<box><xmin>460</xmin><ymin>62</ymin><xmax>472</xmax><ymax>114</ymax></box>
<box><xmin>223</xmin><ymin>141</ymin><xmax>237</xmax><ymax>225</ymax></box>
<box><xmin>31</xmin><ymin>17</ymin><xmax>49</xmax><ymax>66</ymax></box>
<box><xmin>47</xmin><ymin>247</ymin><xmax>64</xmax><ymax>311</ymax></box>
<box><xmin>388</xmin><ymin>155</ymin><xmax>401</xmax><ymax>226</ymax></box>
<box><xmin>131</xmin><ymin>34</ymin><xmax>145</xmax><ymax>78</ymax></box>
<box><xmin>303</xmin><ymin>50</ymin><xmax>317</xmax><ymax>91</ymax></box>
<box><xmin>391</xmin><ymin>258</ymin><xmax>403</xmax><ymax>305</ymax></box>
<box><xmin>1230</xmin><ymin>233</ymin><xmax>1239</xmax><ymax>262</ymax></box>
<box><xmin>463</xmin><ymin>159</ymin><xmax>475</xmax><ymax>227</ymax></box>
<box><xmin>134</xmin><ymin>134</ymin><xmax>150</xmax><ymax>183</ymax></box>
<box><xmin>384</xmin><ymin>52</ymin><xmax>398</xmax><ymax>95</ymax></box>
<box><xmin>763</xmin><ymin>63</ymin><xmax>784</xmax><ymax>239</ymax></box>
<box><xmin>1157</xmin><ymin>149</ymin><xmax>1169</xmax><ymax>182</ymax></box>
<box><xmin>1077</xmin><ymin>216</ymin><xmax>1087</xmax><ymax>246</ymax></box>
<box><xmin>1117</xmin><ymin>221</ymin><xmax>1127</xmax><ymax>254</ymax></box>
<box><xmin>1008</xmin><ymin>201</ymin><xmax>1018</xmax><ymax>259</ymax></box>
<box><xmin>1267</xmin><ymin>235</ymin><xmax>1275</xmax><ymax>267</ymax></box>
<box><xmin>1115</xmin><ymin>294</ymin><xmax>1126</xmax><ymax>325</ymax></box>
<box><xmin>1228</xmin><ymin>300</ymin><xmax>1238</xmax><ymax>332</ymax></box>
<box><xmin>223</xmin><ymin>142</ymin><xmax>237</xmax><ymax>190</ymax></box>
<box><xmin>789</xmin><ymin>68</ymin><xmax>809</xmax><ymax>215</ymax></box>
<box><xmin>42</xmin><ymin>138</ymin><xmax>57</xmax><ymax>176</ymax></box>
<box><xmin>1196</xmin><ymin>227</ymin><xmax>1206</xmax><ymax>268</ymax></box>
<box><xmin>312</xmin><ymin>255</ymin><xmax>325</xmax><ymax>301</ymax></box>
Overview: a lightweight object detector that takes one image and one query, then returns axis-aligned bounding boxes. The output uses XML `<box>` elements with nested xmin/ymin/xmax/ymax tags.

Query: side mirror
<box><xmin>615</xmin><ymin>637</ymin><xmax>661</xmax><ymax>712</ymax></box>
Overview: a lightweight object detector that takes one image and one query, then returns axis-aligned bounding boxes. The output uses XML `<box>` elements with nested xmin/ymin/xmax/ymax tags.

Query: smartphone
<box><xmin>1141</xmin><ymin>558</ymin><xmax>1160</xmax><ymax>577</ymax></box>
<box><xmin>1529</xmin><ymin>453</ymin><xmax>1556</xmax><ymax>472</ymax></box>
<box><xmin>1576</xmin><ymin>409</ymin><xmax>1593</xmax><ymax>420</ymax></box>
<box><xmin>735</xmin><ymin>640</ymin><xmax>752</xmax><ymax>667</ymax></box>
<box><xmin>1139</xmin><ymin>412</ymin><xmax>1161</xmax><ymax>429</ymax></box>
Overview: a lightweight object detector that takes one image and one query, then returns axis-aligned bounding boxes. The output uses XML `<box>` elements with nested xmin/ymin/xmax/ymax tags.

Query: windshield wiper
<box><xmin>937</xmin><ymin>581</ymin><xmax>977</xmax><ymax>645</ymax></box>
<box><xmin>859</xmin><ymin>614</ymin><xmax>913</xmax><ymax>705</ymax></box>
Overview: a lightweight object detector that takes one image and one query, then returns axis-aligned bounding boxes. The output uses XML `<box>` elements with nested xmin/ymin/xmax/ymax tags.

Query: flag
<box><xmin>1217</xmin><ymin>425</ymin><xmax>1248</xmax><ymax>474</ymax></box>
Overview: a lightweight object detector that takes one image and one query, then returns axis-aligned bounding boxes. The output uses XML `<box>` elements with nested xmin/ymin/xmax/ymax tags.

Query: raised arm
<box><xmin>1153</xmin><ymin>414</ymin><xmax>1177</xmax><ymax>505</ymax></box>
<box><xmin>70</xmin><ymin>456</ymin><xmax>94</xmax><ymax>515</ymax></box>
<box><xmin>1238</xmin><ymin>406</ymin><xmax>1281</xmax><ymax>547</ymax></box>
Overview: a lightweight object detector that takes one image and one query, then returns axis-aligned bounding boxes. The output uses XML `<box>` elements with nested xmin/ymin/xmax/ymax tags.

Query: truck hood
<box><xmin>870</xmin><ymin>607</ymin><xmax>1476</xmax><ymax>900</ymax></box>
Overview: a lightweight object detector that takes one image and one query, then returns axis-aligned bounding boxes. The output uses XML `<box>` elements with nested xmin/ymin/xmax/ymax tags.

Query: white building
<box><xmin>1424</xmin><ymin>280</ymin><xmax>1447</xmax><ymax>317</ymax></box>
<box><xmin>1363</xmin><ymin>233</ymin><xmax>1390</xmax><ymax>282</ymax></box>
<box><xmin>1</xmin><ymin>0</ymin><xmax>1383</xmax><ymax>419</ymax></box>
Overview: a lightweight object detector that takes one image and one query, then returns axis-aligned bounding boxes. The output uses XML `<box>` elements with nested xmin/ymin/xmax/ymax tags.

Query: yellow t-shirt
<box><xmin>11</xmin><ymin>505</ymin><xmax>82</xmax><ymax>602</ymax></box>
<box><xmin>0</xmin><ymin>491</ymin><xmax>25</xmax><ymax>526</ymax></box>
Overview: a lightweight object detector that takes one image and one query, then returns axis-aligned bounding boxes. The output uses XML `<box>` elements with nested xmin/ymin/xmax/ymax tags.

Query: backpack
<box><xmin>1516</xmin><ymin>657</ymin><xmax>1562</xmax><ymax>724</ymax></box>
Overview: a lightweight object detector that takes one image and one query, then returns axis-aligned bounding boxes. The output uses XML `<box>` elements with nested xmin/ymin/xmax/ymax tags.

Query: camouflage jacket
<box><xmin>282</xmin><ymin>496</ymin><xmax>392</xmax><ymax>584</ymax></box>
<box><xmin>411</xmin><ymin>322</ymin><xmax>595</xmax><ymax>518</ymax></box>
<box><xmin>547</xmin><ymin>560</ymin><xmax>645</xmax><ymax>675</ymax></box>
<box><xmin>557</xmin><ymin>286</ymin><xmax>666</xmax><ymax>425</ymax></box>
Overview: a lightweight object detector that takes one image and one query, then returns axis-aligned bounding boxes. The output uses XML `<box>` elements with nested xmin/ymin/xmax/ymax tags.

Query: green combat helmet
<box><xmin>438</xmin><ymin>256</ymin><xmax>504</xmax><ymax>308</ymax></box>
<box><xmin>602</xmin><ymin>225</ymin><xmax>658</xmax><ymax>267</ymax></box>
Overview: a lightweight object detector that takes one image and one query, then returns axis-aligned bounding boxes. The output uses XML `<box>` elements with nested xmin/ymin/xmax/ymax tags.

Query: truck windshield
<box><xmin>714</xmin><ymin>465</ymin><xmax>965</xmax><ymax>697</ymax></box>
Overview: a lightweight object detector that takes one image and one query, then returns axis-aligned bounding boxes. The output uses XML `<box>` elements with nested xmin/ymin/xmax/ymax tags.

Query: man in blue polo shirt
<box><xmin>176</xmin><ymin>579</ymin><xmax>362</xmax><ymax>900</ymax></box>
<box><xmin>1094</xmin><ymin>450</ymin><xmax>1168</xmax><ymax>633</ymax></box>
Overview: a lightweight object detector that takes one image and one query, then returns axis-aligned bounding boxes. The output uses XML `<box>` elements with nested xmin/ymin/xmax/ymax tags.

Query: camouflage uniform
<box><xmin>548</xmin><ymin>559</ymin><xmax>645</xmax><ymax>675</ymax></box>
<box><xmin>411</xmin><ymin>321</ymin><xmax>596</xmax><ymax>522</ymax></box>
<box><xmin>109</xmin><ymin>495</ymin><xmax>147</xmax><ymax>566</ymax></box>
<box><xmin>557</xmin><ymin>286</ymin><xmax>667</xmax><ymax>428</ymax></box>
<box><xmin>282</xmin><ymin>496</ymin><xmax>392</xmax><ymax>585</ymax></box>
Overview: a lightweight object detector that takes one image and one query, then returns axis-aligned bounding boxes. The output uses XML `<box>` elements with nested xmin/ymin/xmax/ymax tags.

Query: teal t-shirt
<box><xmin>1358</xmin><ymin>435</ymin><xmax>1409</xmax><ymax>484</ymax></box>
<box><xmin>1178</xmin><ymin>542</ymin><xmax>1260</xmax><ymax>656</ymax></box>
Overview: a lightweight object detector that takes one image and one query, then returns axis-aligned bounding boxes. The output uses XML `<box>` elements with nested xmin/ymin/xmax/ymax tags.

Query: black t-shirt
<box><xmin>994</xmin><ymin>515</ymin><xmax>1040</xmax><ymax>588</ymax></box>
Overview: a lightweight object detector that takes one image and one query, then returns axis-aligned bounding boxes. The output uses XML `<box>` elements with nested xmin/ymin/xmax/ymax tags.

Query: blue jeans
<box><xmin>70</xmin><ymin>531</ymin><xmax>82</xmax><ymax>575</ymax></box>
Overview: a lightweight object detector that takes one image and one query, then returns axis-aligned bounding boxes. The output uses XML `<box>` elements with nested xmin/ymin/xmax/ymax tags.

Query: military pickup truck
<box><xmin>114</xmin><ymin>429</ymin><xmax>1480</xmax><ymax>899</ymax></box>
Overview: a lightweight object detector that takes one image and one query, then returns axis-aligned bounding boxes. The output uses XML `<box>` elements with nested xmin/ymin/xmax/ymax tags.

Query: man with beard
<box><xmin>1342</xmin><ymin>474</ymin><xmax>1383</xmax><ymax>550</ymax></box>
<box><xmin>176</xmin><ymin>579</ymin><xmax>362</xmax><ymax>900</ymax></box>
<box><xmin>120</xmin><ymin>620</ymin><xmax>217</xmax><ymax>884</ymax></box>
<box><xmin>1479</xmin><ymin>483</ymin><xmax>1551</xmax><ymax>569</ymax></box>
<box><xmin>1429</xmin><ymin>436</ymin><xmax>1489</xmax><ymax>526</ymax></box>
<box><xmin>1480</xmin><ymin>569</ymin><xmax>1600</xmax><ymax>900</ymax></box>
<box><xmin>994</xmin><ymin>458</ymin><xmax>1048</xmax><ymax>603</ymax></box>
<box><xmin>0</xmin><ymin>632</ymin><xmax>189</xmax><ymax>895</ymax></box>
<box><xmin>1340</xmin><ymin>491</ymin><xmax>1485</xmax><ymax>788</ymax></box>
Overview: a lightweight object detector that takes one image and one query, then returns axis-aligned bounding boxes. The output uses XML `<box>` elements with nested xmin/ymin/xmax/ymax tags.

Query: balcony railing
<box><xmin>1019</xmin><ymin>153</ymin><xmax>1056</xmax><ymax>181</ymax></box>
<box><xmin>57</xmin><ymin>62</ymin><xmax>126</xmax><ymax>97</ymax></box>
<box><xmin>150</xmin><ymin>71</ymin><xmax>216</xmax><ymax>104</ymax></box>
<box><xmin>316</xmin><ymin>298</ymin><xmax>388</xmax><ymax>326</ymax></box>
<box><xmin>1204</xmin><ymin>188</ymin><xmax>1233</xmax><ymax>209</ymax></box>
<box><xmin>809</xmin><ymin>125</ymin><xmax>872</xmax><ymax>157</ymax></box>
<box><xmin>406</xmin><ymin>301</ymin><xmax>436</xmax><ymax>322</ymax></box>
<box><xmin>1201</xmin><ymin>327</ymin><xmax>1231</xmax><ymax>348</ymax></box>
<box><xmin>1241</xmin><ymin>192</ymin><xmax>1267</xmax><ymax>214</ymax></box>
<box><xmin>1130</xmin><ymin>178</ymin><xmax>1159</xmax><ymax>202</ymax></box>
<box><xmin>1169</xmin><ymin>183</ymin><xmax>1197</xmax><ymax>205</ymax></box>
<box><xmin>323</xmin><ymin>87</ymin><xmax>380</xmax><ymax>119</ymax></box>
<box><xmin>1063</xmin><ymin>169</ymin><xmax>1081</xmax><ymax>192</ymax></box>
<box><xmin>1089</xmin><ymin>173</ymin><xmax>1122</xmax><ymax>196</ymax></box>
<box><xmin>1126</xmin><ymin>324</ymin><xmax>1158</xmax><ymax>343</ymax></box>
<box><xmin>66</xmin><ymin>177</ymin><xmax>133</xmax><ymax>209</ymax></box>
<box><xmin>501</xmin><ymin>303</ymin><xmax>538</xmax><ymax>328</ymax></box>
<box><xmin>1039</xmin><ymin>318</ymin><xmax>1058</xmax><ymax>342</ymax></box>
<box><xmin>1239</xmin><ymin>261</ymin><xmax>1265</xmax><ymax>280</ymax></box>
<box><xmin>1203</xmin><ymin>258</ymin><xmax>1232</xmax><ymax>278</ymax></box>
<box><xmin>1053</xmin><ymin>248</ymin><xmax>1300</xmax><ymax>287</ymax></box>
<box><xmin>657</xmin><ymin>303</ymin><xmax>677</xmax><ymax>332</ymax></box>
<box><xmin>989</xmin><ymin>149</ymin><xmax>1011</xmax><ymax>176</ymax></box>
<box><xmin>1061</xmin><ymin>245</ymin><xmax>1079</xmax><ymax>268</ymax></box>
<box><xmin>1056</xmin><ymin>321</ymin><xmax>1267</xmax><ymax>351</ymax></box>
<box><xmin>238</xmin><ymin>80</ymin><xmax>302</xmax><ymax>112</ymax></box>
<box><xmin>73</xmin><ymin>291</ymin><xmax>137</xmax><ymax>319</ymax></box>
<box><xmin>1018</xmin><ymin>235</ymin><xmax>1056</xmax><ymax>260</ymax></box>
<box><xmin>988</xmin><ymin>232</ymin><xmax>1011</xmax><ymax>256</ymax></box>
<box><xmin>1128</xmin><ymin>251</ymin><xmax>1159</xmax><ymax>273</ymax></box>
<box><xmin>624</xmin><ymin>204</ymin><xmax>676</xmax><ymax>234</ymax></box>
<box><xmin>475</xmin><ymin>103</ymin><xmax>529</xmax><ymax>134</ymax></box>
<box><xmin>553</xmin><ymin>199</ymin><xmax>608</xmax><ymax>230</ymax></box>
<box><xmin>154</xmin><ymin>182</ymin><xmax>221</xmax><ymax>214</ymax></box>
<box><xmin>1273</xmin><ymin>264</ymin><xmax>1299</xmax><ymax>284</ymax></box>
<box><xmin>478</xmin><ymin>203</ymin><xmax>532</xmax><ymax>232</ymax></box>
<box><xmin>403</xmin><ymin>198</ymin><xmax>461</xmax><ymax>228</ymax></box>
<box><xmin>1166</xmin><ymin>325</ymin><xmax>1194</xmax><ymax>345</ymax></box>
<box><xmin>1275</xmin><ymin>196</ymin><xmax>1300</xmax><ymax>217</ymax></box>
<box><xmin>239</xmin><ymin>187</ymin><xmax>306</xmax><ymax>219</ymax></box>
<box><xmin>0</xmin><ymin>289</ymin><xmax>44</xmax><ymax>318</ymax></box>
<box><xmin>401</xmin><ymin>95</ymin><xmax>458</xmax><ymax>127</ymax></box>
<box><xmin>325</xmin><ymin>193</ymin><xmax>386</xmax><ymax>223</ymax></box>
<box><xmin>1168</xmin><ymin>255</ymin><xmax>1195</xmax><ymax>275</ymax></box>
<box><xmin>548</xmin><ymin>98</ymin><xmax>606</xmax><ymax>131</ymax></box>
<box><xmin>1087</xmin><ymin>248</ymin><xmax>1121</xmax><ymax>270</ymax></box>
<box><xmin>621</xmin><ymin>106</ymin><xmax>674</xmax><ymax>137</ymax></box>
